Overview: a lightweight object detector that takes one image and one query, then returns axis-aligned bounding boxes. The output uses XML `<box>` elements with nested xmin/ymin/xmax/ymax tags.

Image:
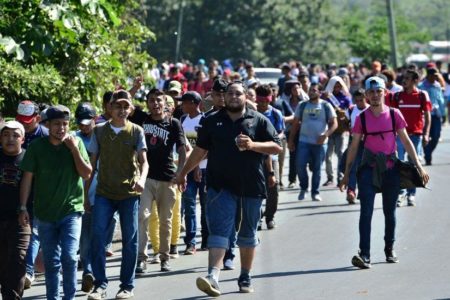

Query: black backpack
<box><xmin>359</xmin><ymin>107</ymin><xmax>396</xmax><ymax>143</ymax></box>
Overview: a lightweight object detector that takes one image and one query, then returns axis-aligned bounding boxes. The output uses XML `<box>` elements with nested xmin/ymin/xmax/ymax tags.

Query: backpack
<box><xmin>297</xmin><ymin>100</ymin><xmax>331</xmax><ymax>123</ymax></box>
<box><xmin>359</xmin><ymin>107</ymin><xmax>396</xmax><ymax>143</ymax></box>
<box><xmin>392</xmin><ymin>90</ymin><xmax>427</xmax><ymax>108</ymax></box>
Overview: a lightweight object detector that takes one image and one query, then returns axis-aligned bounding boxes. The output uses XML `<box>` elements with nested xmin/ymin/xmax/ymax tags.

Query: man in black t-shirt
<box><xmin>177</xmin><ymin>82</ymin><xmax>281</xmax><ymax>296</ymax></box>
<box><xmin>137</xmin><ymin>90</ymin><xmax>186</xmax><ymax>273</ymax></box>
<box><xmin>0</xmin><ymin>121</ymin><xmax>31</xmax><ymax>299</ymax></box>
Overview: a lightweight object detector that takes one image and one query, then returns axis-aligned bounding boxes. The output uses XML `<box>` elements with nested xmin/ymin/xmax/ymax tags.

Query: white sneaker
<box><xmin>116</xmin><ymin>289</ymin><xmax>134</xmax><ymax>299</ymax></box>
<box><xmin>149</xmin><ymin>254</ymin><xmax>160</xmax><ymax>264</ymax></box>
<box><xmin>407</xmin><ymin>195</ymin><xmax>416</xmax><ymax>206</ymax></box>
<box><xmin>312</xmin><ymin>194</ymin><xmax>322</xmax><ymax>201</ymax></box>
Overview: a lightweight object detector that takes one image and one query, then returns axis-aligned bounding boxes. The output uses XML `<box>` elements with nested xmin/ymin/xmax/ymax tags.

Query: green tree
<box><xmin>0</xmin><ymin>0</ymin><xmax>155</xmax><ymax>116</ymax></box>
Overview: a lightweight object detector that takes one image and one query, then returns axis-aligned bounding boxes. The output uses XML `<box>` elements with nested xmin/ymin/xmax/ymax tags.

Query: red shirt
<box><xmin>389</xmin><ymin>88</ymin><xmax>432</xmax><ymax>135</ymax></box>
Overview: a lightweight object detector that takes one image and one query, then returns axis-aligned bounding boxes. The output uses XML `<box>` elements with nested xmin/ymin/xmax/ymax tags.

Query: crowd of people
<box><xmin>1</xmin><ymin>57</ymin><xmax>444</xmax><ymax>299</ymax></box>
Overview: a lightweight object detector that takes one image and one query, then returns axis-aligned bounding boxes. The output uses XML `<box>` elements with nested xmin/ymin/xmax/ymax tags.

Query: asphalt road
<box><xmin>24</xmin><ymin>126</ymin><xmax>450</xmax><ymax>300</ymax></box>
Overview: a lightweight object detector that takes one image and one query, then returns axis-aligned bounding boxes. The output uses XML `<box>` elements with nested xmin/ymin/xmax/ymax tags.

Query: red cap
<box><xmin>16</xmin><ymin>100</ymin><xmax>38</xmax><ymax>124</ymax></box>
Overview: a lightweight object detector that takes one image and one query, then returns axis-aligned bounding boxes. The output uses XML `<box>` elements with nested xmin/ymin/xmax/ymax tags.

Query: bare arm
<box><xmin>176</xmin><ymin>146</ymin><xmax>208</xmax><ymax>191</ymax></box>
<box><xmin>176</xmin><ymin>145</ymin><xmax>187</xmax><ymax>174</ymax></box>
<box><xmin>287</xmin><ymin>117</ymin><xmax>300</xmax><ymax>151</ymax></box>
<box><xmin>265</xmin><ymin>156</ymin><xmax>276</xmax><ymax>187</ymax></box>
<box><xmin>423</xmin><ymin>110</ymin><xmax>431</xmax><ymax>145</ymax></box>
<box><xmin>18</xmin><ymin>171</ymin><xmax>33</xmax><ymax>226</ymax></box>
<box><xmin>133</xmin><ymin>149</ymin><xmax>149</xmax><ymax>193</ymax></box>
<box><xmin>317</xmin><ymin>117</ymin><xmax>338</xmax><ymax>144</ymax></box>
<box><xmin>284</xmin><ymin>115</ymin><xmax>295</xmax><ymax>124</ymax></box>
<box><xmin>64</xmin><ymin>136</ymin><xmax>92</xmax><ymax>180</ymax></box>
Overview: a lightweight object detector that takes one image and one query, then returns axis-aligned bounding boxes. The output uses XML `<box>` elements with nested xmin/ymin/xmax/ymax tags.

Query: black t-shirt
<box><xmin>128</xmin><ymin>107</ymin><xmax>148</xmax><ymax>127</ymax></box>
<box><xmin>142</xmin><ymin>115</ymin><xmax>185</xmax><ymax>181</ymax></box>
<box><xmin>196</xmin><ymin>108</ymin><xmax>280</xmax><ymax>198</ymax></box>
<box><xmin>0</xmin><ymin>151</ymin><xmax>25</xmax><ymax>220</ymax></box>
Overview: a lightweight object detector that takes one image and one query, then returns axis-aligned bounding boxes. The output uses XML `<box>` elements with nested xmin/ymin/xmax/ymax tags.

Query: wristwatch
<box><xmin>268</xmin><ymin>171</ymin><xmax>275</xmax><ymax>176</ymax></box>
<box><xmin>17</xmin><ymin>205</ymin><xmax>27</xmax><ymax>213</ymax></box>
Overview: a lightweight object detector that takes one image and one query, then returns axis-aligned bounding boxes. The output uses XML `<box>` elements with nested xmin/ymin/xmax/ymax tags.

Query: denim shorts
<box><xmin>205</xmin><ymin>188</ymin><xmax>263</xmax><ymax>249</ymax></box>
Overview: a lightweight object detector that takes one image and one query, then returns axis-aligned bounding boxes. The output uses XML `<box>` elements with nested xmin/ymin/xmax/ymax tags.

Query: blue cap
<box><xmin>365</xmin><ymin>76</ymin><xmax>385</xmax><ymax>91</ymax></box>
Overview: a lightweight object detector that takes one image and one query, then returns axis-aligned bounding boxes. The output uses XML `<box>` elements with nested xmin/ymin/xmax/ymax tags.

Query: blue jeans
<box><xmin>91</xmin><ymin>196</ymin><xmax>139</xmax><ymax>290</ymax></box>
<box><xmin>397</xmin><ymin>134</ymin><xmax>422</xmax><ymax>196</ymax></box>
<box><xmin>206</xmin><ymin>188</ymin><xmax>263</xmax><ymax>249</ymax></box>
<box><xmin>25</xmin><ymin>218</ymin><xmax>40</xmax><ymax>277</ymax></box>
<box><xmin>296</xmin><ymin>141</ymin><xmax>325</xmax><ymax>195</ymax></box>
<box><xmin>181</xmin><ymin>170</ymin><xmax>206</xmax><ymax>246</ymax></box>
<box><xmin>357</xmin><ymin>166</ymin><xmax>400</xmax><ymax>257</ymax></box>
<box><xmin>424</xmin><ymin>115</ymin><xmax>441</xmax><ymax>164</ymax></box>
<box><xmin>79</xmin><ymin>212</ymin><xmax>93</xmax><ymax>276</ymax></box>
<box><xmin>37</xmin><ymin>213</ymin><xmax>82</xmax><ymax>300</ymax></box>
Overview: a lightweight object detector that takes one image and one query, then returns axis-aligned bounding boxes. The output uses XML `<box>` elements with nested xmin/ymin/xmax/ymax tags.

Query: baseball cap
<box><xmin>165</xmin><ymin>95</ymin><xmax>175</xmax><ymax>107</ymax></box>
<box><xmin>0</xmin><ymin>120</ymin><xmax>25</xmax><ymax>136</ymax></box>
<box><xmin>180</xmin><ymin>91</ymin><xmax>202</xmax><ymax>104</ymax></box>
<box><xmin>246</xmin><ymin>78</ymin><xmax>259</xmax><ymax>88</ymax></box>
<box><xmin>168</xmin><ymin>81</ymin><xmax>182</xmax><ymax>94</ymax></box>
<box><xmin>111</xmin><ymin>90</ymin><xmax>133</xmax><ymax>105</ymax></box>
<box><xmin>16</xmin><ymin>100</ymin><xmax>39</xmax><ymax>124</ymax></box>
<box><xmin>365</xmin><ymin>76</ymin><xmax>386</xmax><ymax>91</ymax></box>
<box><xmin>75</xmin><ymin>102</ymin><xmax>97</xmax><ymax>125</ymax></box>
<box><xmin>426</xmin><ymin>67</ymin><xmax>438</xmax><ymax>76</ymax></box>
<box><xmin>46</xmin><ymin>105</ymin><xmax>71</xmax><ymax>121</ymax></box>
<box><xmin>212</xmin><ymin>78</ymin><xmax>228</xmax><ymax>92</ymax></box>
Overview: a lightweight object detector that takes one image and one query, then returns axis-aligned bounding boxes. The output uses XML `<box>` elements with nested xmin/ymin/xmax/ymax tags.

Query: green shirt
<box><xmin>20</xmin><ymin>137</ymin><xmax>89</xmax><ymax>222</ymax></box>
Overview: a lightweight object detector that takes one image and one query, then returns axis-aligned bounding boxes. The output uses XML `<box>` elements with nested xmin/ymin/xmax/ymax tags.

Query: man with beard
<box><xmin>176</xmin><ymin>81</ymin><xmax>281</xmax><ymax>296</ymax></box>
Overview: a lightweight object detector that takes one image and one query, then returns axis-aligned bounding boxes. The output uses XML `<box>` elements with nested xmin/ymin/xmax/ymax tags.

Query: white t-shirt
<box><xmin>346</xmin><ymin>106</ymin><xmax>368</xmax><ymax>130</ymax></box>
<box><xmin>182</xmin><ymin>114</ymin><xmax>207</xmax><ymax>169</ymax></box>
<box><xmin>110</xmin><ymin>124</ymin><xmax>125</xmax><ymax>134</ymax></box>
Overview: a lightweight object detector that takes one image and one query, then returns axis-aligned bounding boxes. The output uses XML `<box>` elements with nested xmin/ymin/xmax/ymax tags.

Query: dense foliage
<box><xmin>0</xmin><ymin>0</ymin><xmax>155</xmax><ymax>115</ymax></box>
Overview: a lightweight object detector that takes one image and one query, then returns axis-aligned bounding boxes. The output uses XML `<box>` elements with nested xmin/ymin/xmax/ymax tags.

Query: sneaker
<box><xmin>322</xmin><ymin>179</ymin><xmax>333</xmax><ymax>187</ymax></box>
<box><xmin>88</xmin><ymin>287</ymin><xmax>107</xmax><ymax>300</ymax></box>
<box><xmin>149</xmin><ymin>254</ymin><xmax>160</xmax><ymax>264</ymax></box>
<box><xmin>81</xmin><ymin>273</ymin><xmax>95</xmax><ymax>293</ymax></box>
<box><xmin>115</xmin><ymin>288</ymin><xmax>134</xmax><ymax>299</ymax></box>
<box><xmin>385</xmin><ymin>248</ymin><xmax>399</xmax><ymax>263</ymax></box>
<box><xmin>160</xmin><ymin>260</ymin><xmax>171</xmax><ymax>272</ymax></box>
<box><xmin>105</xmin><ymin>249</ymin><xmax>114</xmax><ymax>257</ymax></box>
<box><xmin>223</xmin><ymin>258</ymin><xmax>235</xmax><ymax>270</ymax></box>
<box><xmin>238</xmin><ymin>274</ymin><xmax>254</xmax><ymax>293</ymax></box>
<box><xmin>346</xmin><ymin>189</ymin><xmax>356</xmax><ymax>204</ymax></box>
<box><xmin>407</xmin><ymin>195</ymin><xmax>416</xmax><ymax>207</ymax></box>
<box><xmin>184</xmin><ymin>244</ymin><xmax>196</xmax><ymax>255</ymax></box>
<box><xmin>169</xmin><ymin>245</ymin><xmax>179</xmax><ymax>259</ymax></box>
<box><xmin>24</xmin><ymin>273</ymin><xmax>34</xmax><ymax>289</ymax></box>
<box><xmin>196</xmin><ymin>275</ymin><xmax>221</xmax><ymax>297</ymax></box>
<box><xmin>279</xmin><ymin>181</ymin><xmax>284</xmax><ymax>190</ymax></box>
<box><xmin>351</xmin><ymin>253</ymin><xmax>371</xmax><ymax>269</ymax></box>
<box><xmin>135</xmin><ymin>260</ymin><xmax>147</xmax><ymax>274</ymax></box>
<box><xmin>312</xmin><ymin>194</ymin><xmax>322</xmax><ymax>201</ymax></box>
<box><xmin>266</xmin><ymin>220</ymin><xmax>276</xmax><ymax>230</ymax></box>
<box><xmin>396</xmin><ymin>194</ymin><xmax>405</xmax><ymax>207</ymax></box>
<box><xmin>287</xmin><ymin>182</ymin><xmax>296</xmax><ymax>189</ymax></box>
<box><xmin>298</xmin><ymin>190</ymin><xmax>306</xmax><ymax>201</ymax></box>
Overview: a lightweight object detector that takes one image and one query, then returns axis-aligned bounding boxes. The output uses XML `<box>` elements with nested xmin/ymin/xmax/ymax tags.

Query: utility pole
<box><xmin>174</xmin><ymin>0</ymin><xmax>185</xmax><ymax>63</ymax></box>
<box><xmin>386</xmin><ymin>0</ymin><xmax>398</xmax><ymax>68</ymax></box>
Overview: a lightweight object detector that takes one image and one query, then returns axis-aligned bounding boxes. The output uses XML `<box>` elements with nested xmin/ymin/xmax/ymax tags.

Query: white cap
<box><xmin>0</xmin><ymin>120</ymin><xmax>25</xmax><ymax>136</ymax></box>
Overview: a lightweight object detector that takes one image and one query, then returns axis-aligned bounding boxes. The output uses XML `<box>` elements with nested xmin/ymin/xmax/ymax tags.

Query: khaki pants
<box><xmin>148</xmin><ymin>189</ymin><xmax>181</xmax><ymax>253</ymax></box>
<box><xmin>138</xmin><ymin>179</ymin><xmax>176</xmax><ymax>262</ymax></box>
